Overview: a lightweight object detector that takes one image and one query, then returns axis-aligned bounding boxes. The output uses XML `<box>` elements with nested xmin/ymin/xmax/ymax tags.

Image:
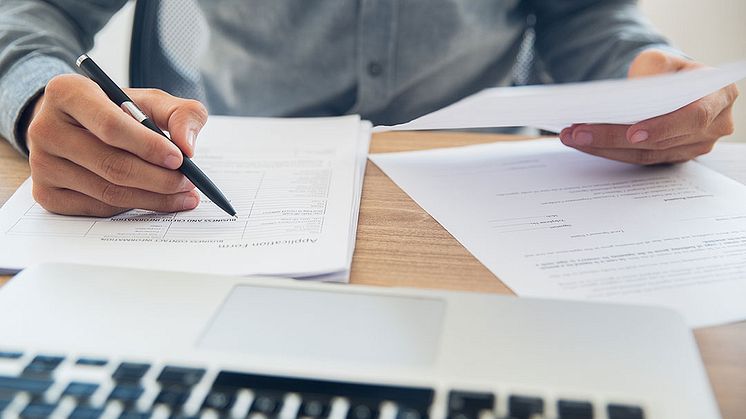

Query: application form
<box><xmin>0</xmin><ymin>116</ymin><xmax>371</xmax><ymax>281</ymax></box>
<box><xmin>371</xmin><ymin>140</ymin><xmax>746</xmax><ymax>327</ymax></box>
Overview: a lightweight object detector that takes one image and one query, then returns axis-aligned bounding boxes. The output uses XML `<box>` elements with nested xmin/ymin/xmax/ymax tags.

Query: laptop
<box><xmin>0</xmin><ymin>263</ymin><xmax>719</xmax><ymax>419</ymax></box>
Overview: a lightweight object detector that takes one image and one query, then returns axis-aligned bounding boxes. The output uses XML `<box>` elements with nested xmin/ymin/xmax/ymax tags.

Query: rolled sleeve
<box><xmin>0</xmin><ymin>54</ymin><xmax>74</xmax><ymax>156</ymax></box>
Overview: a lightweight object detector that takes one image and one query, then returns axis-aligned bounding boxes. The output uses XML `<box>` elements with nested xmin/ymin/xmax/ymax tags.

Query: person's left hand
<box><xmin>559</xmin><ymin>49</ymin><xmax>739</xmax><ymax>165</ymax></box>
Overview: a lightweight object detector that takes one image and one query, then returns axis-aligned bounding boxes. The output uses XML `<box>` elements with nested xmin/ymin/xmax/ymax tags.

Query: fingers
<box><xmin>127</xmin><ymin>89</ymin><xmax>208</xmax><ymax>157</ymax></box>
<box><xmin>38</xmin><ymin>125</ymin><xmax>194</xmax><ymax>195</ymax></box>
<box><xmin>628</xmin><ymin>88</ymin><xmax>737</xmax><ymax>144</ymax></box>
<box><xmin>42</xmin><ymin>74</ymin><xmax>185</xmax><ymax>170</ymax></box>
<box><xmin>31</xmin><ymin>153</ymin><xmax>201</xmax><ymax>215</ymax></box>
<box><xmin>32</xmin><ymin>186</ymin><xmax>129</xmax><ymax>218</ymax></box>
<box><xmin>561</xmin><ymin>81</ymin><xmax>738</xmax><ymax>154</ymax></box>
<box><xmin>560</xmin><ymin>113</ymin><xmax>726</xmax><ymax>165</ymax></box>
<box><xmin>569</xmin><ymin>140</ymin><xmax>715</xmax><ymax>165</ymax></box>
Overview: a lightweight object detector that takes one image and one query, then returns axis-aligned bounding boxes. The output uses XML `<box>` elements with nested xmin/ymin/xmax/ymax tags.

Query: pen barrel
<box><xmin>180</xmin><ymin>157</ymin><xmax>236</xmax><ymax>216</ymax></box>
<box><xmin>180</xmin><ymin>157</ymin><xmax>212</xmax><ymax>188</ymax></box>
<box><xmin>77</xmin><ymin>56</ymin><xmax>131</xmax><ymax>106</ymax></box>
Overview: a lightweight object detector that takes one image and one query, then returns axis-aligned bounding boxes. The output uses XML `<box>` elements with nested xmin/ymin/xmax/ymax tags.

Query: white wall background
<box><xmin>90</xmin><ymin>1</ymin><xmax>746</xmax><ymax>141</ymax></box>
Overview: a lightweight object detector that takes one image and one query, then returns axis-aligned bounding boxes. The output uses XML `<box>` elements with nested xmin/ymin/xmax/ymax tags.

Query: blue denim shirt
<box><xmin>0</xmin><ymin>0</ymin><xmax>670</xmax><ymax>155</ymax></box>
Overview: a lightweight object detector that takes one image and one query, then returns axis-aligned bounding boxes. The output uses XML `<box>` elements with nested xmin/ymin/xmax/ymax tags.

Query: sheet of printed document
<box><xmin>375</xmin><ymin>60</ymin><xmax>746</xmax><ymax>133</ymax></box>
<box><xmin>0</xmin><ymin>116</ymin><xmax>371</xmax><ymax>282</ymax></box>
<box><xmin>370</xmin><ymin>139</ymin><xmax>746</xmax><ymax>327</ymax></box>
<box><xmin>696</xmin><ymin>141</ymin><xmax>746</xmax><ymax>185</ymax></box>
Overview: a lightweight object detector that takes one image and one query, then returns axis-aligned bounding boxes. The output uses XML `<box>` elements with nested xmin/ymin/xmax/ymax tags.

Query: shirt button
<box><xmin>367</xmin><ymin>61</ymin><xmax>383</xmax><ymax>77</ymax></box>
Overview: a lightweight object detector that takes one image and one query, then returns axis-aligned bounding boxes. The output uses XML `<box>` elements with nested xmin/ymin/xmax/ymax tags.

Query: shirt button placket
<box><xmin>367</xmin><ymin>61</ymin><xmax>384</xmax><ymax>78</ymax></box>
<box><xmin>356</xmin><ymin>0</ymin><xmax>397</xmax><ymax>115</ymax></box>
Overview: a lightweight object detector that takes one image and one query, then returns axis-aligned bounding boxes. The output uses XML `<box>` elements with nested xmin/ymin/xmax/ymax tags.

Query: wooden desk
<box><xmin>1</xmin><ymin>132</ymin><xmax>744</xmax><ymax>418</ymax></box>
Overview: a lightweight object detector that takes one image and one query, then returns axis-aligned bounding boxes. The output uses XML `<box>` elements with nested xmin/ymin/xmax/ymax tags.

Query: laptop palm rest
<box><xmin>198</xmin><ymin>285</ymin><xmax>445</xmax><ymax>367</ymax></box>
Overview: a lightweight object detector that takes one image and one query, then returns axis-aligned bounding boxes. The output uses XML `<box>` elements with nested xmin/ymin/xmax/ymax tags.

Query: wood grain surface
<box><xmin>0</xmin><ymin>132</ymin><xmax>743</xmax><ymax>418</ymax></box>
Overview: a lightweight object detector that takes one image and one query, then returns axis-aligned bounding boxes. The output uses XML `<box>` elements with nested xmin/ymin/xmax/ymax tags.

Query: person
<box><xmin>0</xmin><ymin>1</ymin><xmax>738</xmax><ymax>217</ymax></box>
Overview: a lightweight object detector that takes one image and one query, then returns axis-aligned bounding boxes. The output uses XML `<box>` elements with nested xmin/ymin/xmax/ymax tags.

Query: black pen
<box><xmin>76</xmin><ymin>54</ymin><xmax>236</xmax><ymax>217</ymax></box>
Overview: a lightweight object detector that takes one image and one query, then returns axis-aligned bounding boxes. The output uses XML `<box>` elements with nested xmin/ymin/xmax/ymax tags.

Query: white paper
<box><xmin>696</xmin><ymin>141</ymin><xmax>746</xmax><ymax>184</ymax></box>
<box><xmin>375</xmin><ymin>61</ymin><xmax>746</xmax><ymax>133</ymax></box>
<box><xmin>0</xmin><ymin>116</ymin><xmax>371</xmax><ymax>281</ymax></box>
<box><xmin>371</xmin><ymin>140</ymin><xmax>746</xmax><ymax>327</ymax></box>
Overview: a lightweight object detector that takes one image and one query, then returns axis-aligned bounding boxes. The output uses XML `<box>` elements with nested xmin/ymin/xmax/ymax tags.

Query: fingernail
<box><xmin>180</xmin><ymin>177</ymin><xmax>196</xmax><ymax>192</ymax></box>
<box><xmin>164</xmin><ymin>153</ymin><xmax>181</xmax><ymax>169</ymax></box>
<box><xmin>182</xmin><ymin>194</ymin><xmax>199</xmax><ymax>210</ymax></box>
<box><xmin>574</xmin><ymin>131</ymin><xmax>594</xmax><ymax>146</ymax></box>
<box><xmin>630</xmin><ymin>130</ymin><xmax>649</xmax><ymax>143</ymax></box>
<box><xmin>187</xmin><ymin>129</ymin><xmax>196</xmax><ymax>151</ymax></box>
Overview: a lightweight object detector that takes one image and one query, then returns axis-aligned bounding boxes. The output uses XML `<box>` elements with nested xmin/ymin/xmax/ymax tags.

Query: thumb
<box><xmin>169</xmin><ymin>105</ymin><xmax>207</xmax><ymax>158</ymax></box>
<box><xmin>126</xmin><ymin>89</ymin><xmax>208</xmax><ymax>157</ymax></box>
<box><xmin>628</xmin><ymin>49</ymin><xmax>698</xmax><ymax>78</ymax></box>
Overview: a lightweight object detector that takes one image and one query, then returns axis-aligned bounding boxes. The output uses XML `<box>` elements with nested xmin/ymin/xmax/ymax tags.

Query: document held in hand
<box><xmin>375</xmin><ymin>60</ymin><xmax>746</xmax><ymax>133</ymax></box>
<box><xmin>0</xmin><ymin>116</ymin><xmax>371</xmax><ymax>282</ymax></box>
<box><xmin>371</xmin><ymin>139</ymin><xmax>746</xmax><ymax>327</ymax></box>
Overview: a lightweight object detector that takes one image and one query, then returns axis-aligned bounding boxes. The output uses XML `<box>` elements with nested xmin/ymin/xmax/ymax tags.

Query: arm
<box><xmin>0</xmin><ymin>0</ymin><xmax>127</xmax><ymax>155</ymax></box>
<box><xmin>526</xmin><ymin>0</ymin><xmax>674</xmax><ymax>82</ymax></box>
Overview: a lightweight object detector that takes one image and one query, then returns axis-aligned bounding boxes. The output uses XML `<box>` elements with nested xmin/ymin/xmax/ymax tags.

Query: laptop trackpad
<box><xmin>198</xmin><ymin>285</ymin><xmax>446</xmax><ymax>367</ymax></box>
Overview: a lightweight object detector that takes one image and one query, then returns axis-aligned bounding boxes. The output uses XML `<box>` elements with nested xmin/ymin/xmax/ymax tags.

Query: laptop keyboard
<box><xmin>0</xmin><ymin>351</ymin><xmax>645</xmax><ymax>419</ymax></box>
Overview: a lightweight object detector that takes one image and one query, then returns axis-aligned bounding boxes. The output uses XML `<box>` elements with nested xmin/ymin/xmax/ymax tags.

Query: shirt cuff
<box><xmin>0</xmin><ymin>54</ymin><xmax>75</xmax><ymax>156</ymax></box>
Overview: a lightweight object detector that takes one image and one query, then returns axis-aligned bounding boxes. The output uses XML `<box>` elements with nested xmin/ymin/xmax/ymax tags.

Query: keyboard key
<box><xmin>346</xmin><ymin>402</ymin><xmax>378</xmax><ymax>419</ymax></box>
<box><xmin>22</xmin><ymin>355</ymin><xmax>64</xmax><ymax>377</ymax></box>
<box><xmin>508</xmin><ymin>395</ymin><xmax>544</xmax><ymax>419</ymax></box>
<box><xmin>112</xmin><ymin>363</ymin><xmax>150</xmax><ymax>383</ymax></box>
<box><xmin>299</xmin><ymin>396</ymin><xmax>331</xmax><ymax>417</ymax></box>
<box><xmin>70</xmin><ymin>406</ymin><xmax>105</xmax><ymax>419</ymax></box>
<box><xmin>63</xmin><ymin>382</ymin><xmax>100</xmax><ymax>399</ymax></box>
<box><xmin>119</xmin><ymin>410</ymin><xmax>150</xmax><ymax>419</ymax></box>
<box><xmin>250</xmin><ymin>392</ymin><xmax>283</xmax><ymax>414</ymax></box>
<box><xmin>202</xmin><ymin>388</ymin><xmax>237</xmax><ymax>412</ymax></box>
<box><xmin>397</xmin><ymin>407</ymin><xmax>427</xmax><ymax>419</ymax></box>
<box><xmin>155</xmin><ymin>388</ymin><xmax>191</xmax><ymax>407</ymax></box>
<box><xmin>157</xmin><ymin>366</ymin><xmax>206</xmax><ymax>388</ymax></box>
<box><xmin>108</xmin><ymin>384</ymin><xmax>145</xmax><ymax>403</ymax></box>
<box><xmin>0</xmin><ymin>375</ymin><xmax>53</xmax><ymax>395</ymax></box>
<box><xmin>76</xmin><ymin>358</ymin><xmax>108</xmax><ymax>367</ymax></box>
<box><xmin>447</xmin><ymin>391</ymin><xmax>495</xmax><ymax>416</ymax></box>
<box><xmin>558</xmin><ymin>400</ymin><xmax>593</xmax><ymax>419</ymax></box>
<box><xmin>0</xmin><ymin>351</ymin><xmax>23</xmax><ymax>360</ymax></box>
<box><xmin>0</xmin><ymin>388</ymin><xmax>15</xmax><ymax>403</ymax></box>
<box><xmin>607</xmin><ymin>404</ymin><xmax>644</xmax><ymax>419</ymax></box>
<box><xmin>20</xmin><ymin>402</ymin><xmax>57</xmax><ymax>418</ymax></box>
<box><xmin>213</xmin><ymin>371</ymin><xmax>434</xmax><ymax>411</ymax></box>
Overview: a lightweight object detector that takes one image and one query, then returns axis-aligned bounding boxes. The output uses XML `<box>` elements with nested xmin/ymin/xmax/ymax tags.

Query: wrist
<box><xmin>17</xmin><ymin>92</ymin><xmax>44</xmax><ymax>155</ymax></box>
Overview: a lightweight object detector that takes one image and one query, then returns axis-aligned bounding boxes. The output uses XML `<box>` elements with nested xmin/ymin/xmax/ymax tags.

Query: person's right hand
<box><xmin>26</xmin><ymin>74</ymin><xmax>208</xmax><ymax>217</ymax></box>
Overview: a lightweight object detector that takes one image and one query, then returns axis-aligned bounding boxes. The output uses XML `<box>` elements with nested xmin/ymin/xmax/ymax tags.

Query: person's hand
<box><xmin>559</xmin><ymin>49</ymin><xmax>739</xmax><ymax>165</ymax></box>
<box><xmin>26</xmin><ymin>74</ymin><xmax>208</xmax><ymax>217</ymax></box>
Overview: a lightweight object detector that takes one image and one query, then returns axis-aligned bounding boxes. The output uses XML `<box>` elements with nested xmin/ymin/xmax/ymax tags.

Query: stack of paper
<box><xmin>371</xmin><ymin>140</ymin><xmax>746</xmax><ymax>327</ymax></box>
<box><xmin>0</xmin><ymin>116</ymin><xmax>371</xmax><ymax>282</ymax></box>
